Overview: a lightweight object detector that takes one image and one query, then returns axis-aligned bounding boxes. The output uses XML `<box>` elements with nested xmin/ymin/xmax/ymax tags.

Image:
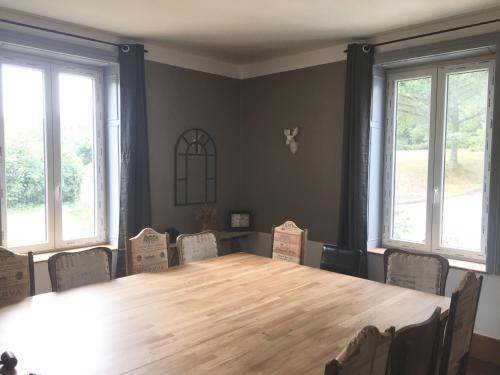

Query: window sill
<box><xmin>368</xmin><ymin>247</ymin><xmax>486</xmax><ymax>273</ymax></box>
<box><xmin>33</xmin><ymin>244</ymin><xmax>117</xmax><ymax>263</ymax></box>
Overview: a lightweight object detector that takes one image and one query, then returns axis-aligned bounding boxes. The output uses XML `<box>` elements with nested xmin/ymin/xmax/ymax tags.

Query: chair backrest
<box><xmin>320</xmin><ymin>244</ymin><xmax>362</xmax><ymax>277</ymax></box>
<box><xmin>48</xmin><ymin>247</ymin><xmax>112</xmax><ymax>292</ymax></box>
<box><xmin>126</xmin><ymin>228</ymin><xmax>169</xmax><ymax>275</ymax></box>
<box><xmin>176</xmin><ymin>231</ymin><xmax>219</xmax><ymax>265</ymax></box>
<box><xmin>271</xmin><ymin>220</ymin><xmax>308</xmax><ymax>265</ymax></box>
<box><xmin>325</xmin><ymin>325</ymin><xmax>395</xmax><ymax>375</ymax></box>
<box><xmin>440</xmin><ymin>271</ymin><xmax>483</xmax><ymax>375</ymax></box>
<box><xmin>384</xmin><ymin>248</ymin><xmax>449</xmax><ymax>295</ymax></box>
<box><xmin>390</xmin><ymin>307</ymin><xmax>442</xmax><ymax>375</ymax></box>
<box><xmin>0</xmin><ymin>247</ymin><xmax>35</xmax><ymax>307</ymax></box>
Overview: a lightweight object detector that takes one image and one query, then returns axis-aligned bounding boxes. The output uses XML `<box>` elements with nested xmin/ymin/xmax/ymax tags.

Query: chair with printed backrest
<box><xmin>439</xmin><ymin>271</ymin><xmax>483</xmax><ymax>375</ymax></box>
<box><xmin>271</xmin><ymin>220</ymin><xmax>308</xmax><ymax>265</ymax></box>
<box><xmin>0</xmin><ymin>247</ymin><xmax>35</xmax><ymax>307</ymax></box>
<box><xmin>126</xmin><ymin>228</ymin><xmax>170</xmax><ymax>275</ymax></box>
<box><xmin>384</xmin><ymin>248</ymin><xmax>450</xmax><ymax>296</ymax></box>
<box><xmin>324</xmin><ymin>325</ymin><xmax>395</xmax><ymax>375</ymax></box>
<box><xmin>48</xmin><ymin>247</ymin><xmax>113</xmax><ymax>292</ymax></box>
<box><xmin>176</xmin><ymin>230</ymin><xmax>219</xmax><ymax>265</ymax></box>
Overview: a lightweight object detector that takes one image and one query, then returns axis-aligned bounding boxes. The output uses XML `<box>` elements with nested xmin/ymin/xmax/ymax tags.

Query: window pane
<box><xmin>441</xmin><ymin>69</ymin><xmax>489</xmax><ymax>251</ymax></box>
<box><xmin>392</xmin><ymin>77</ymin><xmax>432</xmax><ymax>243</ymax></box>
<box><xmin>59</xmin><ymin>73</ymin><xmax>96</xmax><ymax>240</ymax></box>
<box><xmin>2</xmin><ymin>64</ymin><xmax>48</xmax><ymax>247</ymax></box>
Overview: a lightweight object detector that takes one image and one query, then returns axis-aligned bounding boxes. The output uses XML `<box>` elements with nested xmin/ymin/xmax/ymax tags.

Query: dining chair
<box><xmin>439</xmin><ymin>271</ymin><xmax>483</xmax><ymax>375</ymax></box>
<box><xmin>383</xmin><ymin>248</ymin><xmax>449</xmax><ymax>295</ymax></box>
<box><xmin>390</xmin><ymin>307</ymin><xmax>442</xmax><ymax>375</ymax></box>
<box><xmin>271</xmin><ymin>220</ymin><xmax>308</xmax><ymax>265</ymax></box>
<box><xmin>176</xmin><ymin>230</ymin><xmax>219</xmax><ymax>265</ymax></box>
<box><xmin>48</xmin><ymin>247</ymin><xmax>112</xmax><ymax>292</ymax></box>
<box><xmin>0</xmin><ymin>247</ymin><xmax>35</xmax><ymax>307</ymax></box>
<box><xmin>320</xmin><ymin>244</ymin><xmax>362</xmax><ymax>277</ymax></box>
<box><xmin>325</xmin><ymin>325</ymin><xmax>395</xmax><ymax>375</ymax></box>
<box><xmin>126</xmin><ymin>228</ymin><xmax>170</xmax><ymax>275</ymax></box>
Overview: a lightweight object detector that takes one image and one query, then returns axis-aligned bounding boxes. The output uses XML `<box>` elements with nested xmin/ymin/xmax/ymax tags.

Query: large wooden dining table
<box><xmin>0</xmin><ymin>252</ymin><xmax>450</xmax><ymax>375</ymax></box>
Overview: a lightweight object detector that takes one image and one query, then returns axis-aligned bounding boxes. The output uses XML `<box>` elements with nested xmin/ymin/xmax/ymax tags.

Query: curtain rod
<box><xmin>0</xmin><ymin>18</ymin><xmax>148</xmax><ymax>52</ymax></box>
<box><xmin>344</xmin><ymin>18</ymin><xmax>500</xmax><ymax>52</ymax></box>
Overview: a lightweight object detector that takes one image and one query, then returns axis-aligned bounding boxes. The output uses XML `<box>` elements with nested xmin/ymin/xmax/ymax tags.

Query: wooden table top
<box><xmin>0</xmin><ymin>253</ymin><xmax>450</xmax><ymax>375</ymax></box>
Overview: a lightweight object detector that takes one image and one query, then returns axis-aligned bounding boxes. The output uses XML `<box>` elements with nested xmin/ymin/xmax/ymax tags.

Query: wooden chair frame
<box><xmin>383</xmin><ymin>248</ymin><xmax>450</xmax><ymax>296</ymax></box>
<box><xmin>390</xmin><ymin>307</ymin><xmax>442</xmax><ymax>375</ymax></box>
<box><xmin>439</xmin><ymin>274</ymin><xmax>483</xmax><ymax>375</ymax></box>
<box><xmin>176</xmin><ymin>230</ymin><xmax>220</xmax><ymax>265</ymax></box>
<box><xmin>324</xmin><ymin>326</ymin><xmax>395</xmax><ymax>375</ymax></box>
<box><xmin>270</xmin><ymin>222</ymin><xmax>308</xmax><ymax>265</ymax></box>
<box><xmin>48</xmin><ymin>247</ymin><xmax>113</xmax><ymax>292</ymax></box>
<box><xmin>28</xmin><ymin>251</ymin><xmax>35</xmax><ymax>296</ymax></box>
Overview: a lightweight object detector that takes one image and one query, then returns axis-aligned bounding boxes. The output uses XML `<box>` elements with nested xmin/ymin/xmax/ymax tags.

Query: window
<box><xmin>383</xmin><ymin>58</ymin><xmax>494</xmax><ymax>262</ymax></box>
<box><xmin>0</xmin><ymin>52</ymin><xmax>105</xmax><ymax>253</ymax></box>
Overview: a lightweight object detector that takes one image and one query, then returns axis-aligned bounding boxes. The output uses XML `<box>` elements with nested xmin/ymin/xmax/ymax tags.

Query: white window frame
<box><xmin>383</xmin><ymin>57</ymin><xmax>495</xmax><ymax>263</ymax></box>
<box><xmin>0</xmin><ymin>50</ymin><xmax>106</xmax><ymax>253</ymax></box>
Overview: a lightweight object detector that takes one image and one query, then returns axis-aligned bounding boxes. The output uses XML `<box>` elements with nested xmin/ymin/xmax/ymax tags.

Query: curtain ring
<box><xmin>121</xmin><ymin>44</ymin><xmax>130</xmax><ymax>53</ymax></box>
<box><xmin>362</xmin><ymin>44</ymin><xmax>371</xmax><ymax>53</ymax></box>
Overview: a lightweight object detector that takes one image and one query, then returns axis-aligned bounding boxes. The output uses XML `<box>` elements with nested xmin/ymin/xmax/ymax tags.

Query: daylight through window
<box><xmin>383</xmin><ymin>58</ymin><xmax>494</xmax><ymax>261</ymax></box>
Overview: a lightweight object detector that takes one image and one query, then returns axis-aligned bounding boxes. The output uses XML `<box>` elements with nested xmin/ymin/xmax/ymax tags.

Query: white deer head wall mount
<box><xmin>284</xmin><ymin>127</ymin><xmax>299</xmax><ymax>155</ymax></box>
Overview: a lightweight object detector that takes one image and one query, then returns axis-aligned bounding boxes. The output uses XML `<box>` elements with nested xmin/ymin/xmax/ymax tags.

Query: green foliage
<box><xmin>76</xmin><ymin>139</ymin><xmax>93</xmax><ymax>165</ymax></box>
<box><xmin>446</xmin><ymin>71</ymin><xmax>488</xmax><ymax>159</ymax></box>
<box><xmin>5</xmin><ymin>138</ymin><xmax>84</xmax><ymax>208</ymax></box>
<box><xmin>5</xmin><ymin>138</ymin><xmax>45</xmax><ymax>208</ymax></box>
<box><xmin>396</xmin><ymin>77</ymin><xmax>431</xmax><ymax>151</ymax></box>
<box><xmin>395</xmin><ymin>70</ymin><xmax>488</xmax><ymax>164</ymax></box>
<box><xmin>61</xmin><ymin>149</ymin><xmax>83</xmax><ymax>203</ymax></box>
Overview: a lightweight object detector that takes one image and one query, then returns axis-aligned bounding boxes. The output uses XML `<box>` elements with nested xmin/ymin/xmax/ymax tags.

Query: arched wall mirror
<box><xmin>174</xmin><ymin>128</ymin><xmax>217</xmax><ymax>206</ymax></box>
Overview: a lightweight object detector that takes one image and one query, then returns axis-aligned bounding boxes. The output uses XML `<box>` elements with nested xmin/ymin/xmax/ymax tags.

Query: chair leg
<box><xmin>436</xmin><ymin>316</ymin><xmax>448</xmax><ymax>375</ymax></box>
<box><xmin>324</xmin><ymin>359</ymin><xmax>338</xmax><ymax>375</ymax></box>
<box><xmin>458</xmin><ymin>355</ymin><xmax>469</xmax><ymax>375</ymax></box>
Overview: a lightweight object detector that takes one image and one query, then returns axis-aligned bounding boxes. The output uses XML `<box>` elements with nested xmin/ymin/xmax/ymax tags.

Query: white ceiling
<box><xmin>0</xmin><ymin>0</ymin><xmax>499</xmax><ymax>63</ymax></box>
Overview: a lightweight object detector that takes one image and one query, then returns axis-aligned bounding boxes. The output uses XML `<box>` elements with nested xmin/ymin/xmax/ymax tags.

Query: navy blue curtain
<box><xmin>338</xmin><ymin>43</ymin><xmax>374</xmax><ymax>278</ymax></box>
<box><xmin>116</xmin><ymin>44</ymin><xmax>152</xmax><ymax>277</ymax></box>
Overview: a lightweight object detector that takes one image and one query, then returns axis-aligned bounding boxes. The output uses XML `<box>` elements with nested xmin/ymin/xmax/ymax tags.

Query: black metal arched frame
<box><xmin>174</xmin><ymin>128</ymin><xmax>217</xmax><ymax>206</ymax></box>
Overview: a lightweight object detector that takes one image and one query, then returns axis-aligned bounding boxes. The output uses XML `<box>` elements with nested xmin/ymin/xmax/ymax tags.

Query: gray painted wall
<box><xmin>238</xmin><ymin>62</ymin><xmax>346</xmax><ymax>243</ymax></box>
<box><xmin>145</xmin><ymin>61</ymin><xmax>240</xmax><ymax>235</ymax></box>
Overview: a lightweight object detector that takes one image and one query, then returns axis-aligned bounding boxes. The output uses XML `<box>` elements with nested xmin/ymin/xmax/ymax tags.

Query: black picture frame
<box><xmin>228</xmin><ymin>211</ymin><xmax>253</xmax><ymax>232</ymax></box>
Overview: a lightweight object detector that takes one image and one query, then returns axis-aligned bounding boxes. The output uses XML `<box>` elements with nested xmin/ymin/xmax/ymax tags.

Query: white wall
<box><xmin>33</xmin><ymin>261</ymin><xmax>52</xmax><ymax>294</ymax></box>
<box><xmin>242</xmin><ymin>231</ymin><xmax>500</xmax><ymax>339</ymax></box>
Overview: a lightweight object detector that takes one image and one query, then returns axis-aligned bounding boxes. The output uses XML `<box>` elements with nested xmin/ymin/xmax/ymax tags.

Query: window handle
<box><xmin>56</xmin><ymin>184</ymin><xmax>62</xmax><ymax>200</ymax></box>
<box><xmin>433</xmin><ymin>187</ymin><xmax>440</xmax><ymax>204</ymax></box>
